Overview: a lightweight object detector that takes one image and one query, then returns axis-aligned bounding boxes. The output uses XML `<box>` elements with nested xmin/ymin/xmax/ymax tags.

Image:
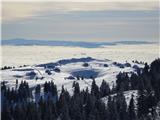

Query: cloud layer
<box><xmin>2</xmin><ymin>2</ymin><xmax>159</xmax><ymax>21</ymax></box>
<box><xmin>2</xmin><ymin>1</ymin><xmax>159</xmax><ymax>42</ymax></box>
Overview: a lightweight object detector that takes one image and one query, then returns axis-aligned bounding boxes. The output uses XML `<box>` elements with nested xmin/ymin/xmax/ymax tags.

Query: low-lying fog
<box><xmin>1</xmin><ymin>44</ymin><xmax>159</xmax><ymax>67</ymax></box>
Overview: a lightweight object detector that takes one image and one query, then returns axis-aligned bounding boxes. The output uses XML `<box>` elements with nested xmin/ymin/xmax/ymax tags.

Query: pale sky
<box><xmin>2</xmin><ymin>1</ymin><xmax>159</xmax><ymax>42</ymax></box>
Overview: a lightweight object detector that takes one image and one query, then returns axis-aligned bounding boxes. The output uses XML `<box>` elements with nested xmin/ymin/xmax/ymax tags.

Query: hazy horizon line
<box><xmin>1</xmin><ymin>38</ymin><xmax>157</xmax><ymax>48</ymax></box>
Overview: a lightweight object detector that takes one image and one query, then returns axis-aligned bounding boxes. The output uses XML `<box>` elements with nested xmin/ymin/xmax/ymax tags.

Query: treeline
<box><xmin>1</xmin><ymin>58</ymin><xmax>160</xmax><ymax>120</ymax></box>
<box><xmin>1</xmin><ymin>64</ymin><xmax>28</xmax><ymax>70</ymax></box>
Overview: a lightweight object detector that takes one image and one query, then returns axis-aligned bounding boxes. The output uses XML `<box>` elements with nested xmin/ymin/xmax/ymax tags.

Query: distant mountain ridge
<box><xmin>1</xmin><ymin>39</ymin><xmax>155</xmax><ymax>48</ymax></box>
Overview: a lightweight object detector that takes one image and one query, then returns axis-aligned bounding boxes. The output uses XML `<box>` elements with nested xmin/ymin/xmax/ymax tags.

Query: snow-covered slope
<box><xmin>1</xmin><ymin>57</ymin><xmax>144</xmax><ymax>96</ymax></box>
<box><xmin>101</xmin><ymin>90</ymin><xmax>138</xmax><ymax>106</ymax></box>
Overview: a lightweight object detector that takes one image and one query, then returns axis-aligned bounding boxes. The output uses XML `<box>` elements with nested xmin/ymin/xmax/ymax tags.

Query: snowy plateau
<box><xmin>1</xmin><ymin>57</ymin><xmax>143</xmax><ymax>103</ymax></box>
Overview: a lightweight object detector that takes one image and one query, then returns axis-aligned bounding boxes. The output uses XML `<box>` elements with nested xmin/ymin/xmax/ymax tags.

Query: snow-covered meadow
<box><xmin>1</xmin><ymin>57</ymin><xmax>141</xmax><ymax>90</ymax></box>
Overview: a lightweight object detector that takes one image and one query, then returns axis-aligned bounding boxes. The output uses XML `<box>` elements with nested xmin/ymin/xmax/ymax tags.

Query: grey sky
<box><xmin>2</xmin><ymin>2</ymin><xmax>159</xmax><ymax>42</ymax></box>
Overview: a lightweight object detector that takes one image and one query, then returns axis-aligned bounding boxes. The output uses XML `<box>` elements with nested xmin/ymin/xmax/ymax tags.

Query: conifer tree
<box><xmin>100</xmin><ymin>80</ymin><xmax>110</xmax><ymax>97</ymax></box>
<box><xmin>128</xmin><ymin>94</ymin><xmax>136</xmax><ymax>120</ymax></box>
<box><xmin>91</xmin><ymin>79</ymin><xmax>100</xmax><ymax>99</ymax></box>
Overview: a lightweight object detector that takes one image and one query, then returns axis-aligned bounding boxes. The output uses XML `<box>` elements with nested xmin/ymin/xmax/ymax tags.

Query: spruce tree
<box><xmin>128</xmin><ymin>94</ymin><xmax>136</xmax><ymax>120</ymax></box>
<box><xmin>100</xmin><ymin>80</ymin><xmax>110</xmax><ymax>97</ymax></box>
<box><xmin>91</xmin><ymin>79</ymin><xmax>100</xmax><ymax>99</ymax></box>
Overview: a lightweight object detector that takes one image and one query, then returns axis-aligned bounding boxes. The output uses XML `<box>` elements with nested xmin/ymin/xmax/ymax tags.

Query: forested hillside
<box><xmin>1</xmin><ymin>58</ymin><xmax>160</xmax><ymax>120</ymax></box>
